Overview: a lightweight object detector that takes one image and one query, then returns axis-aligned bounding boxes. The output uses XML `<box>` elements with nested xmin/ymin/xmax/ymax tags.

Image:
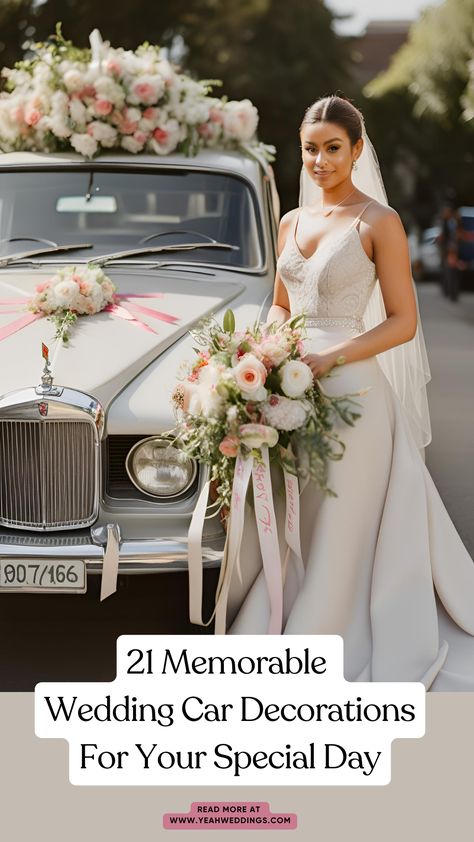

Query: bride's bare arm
<box><xmin>303</xmin><ymin>208</ymin><xmax>418</xmax><ymax>378</ymax></box>
<box><xmin>265</xmin><ymin>210</ymin><xmax>295</xmax><ymax>327</ymax></box>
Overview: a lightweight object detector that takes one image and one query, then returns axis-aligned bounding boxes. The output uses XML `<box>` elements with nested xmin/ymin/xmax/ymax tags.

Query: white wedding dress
<box><xmin>227</xmin><ymin>201</ymin><xmax>474</xmax><ymax>691</ymax></box>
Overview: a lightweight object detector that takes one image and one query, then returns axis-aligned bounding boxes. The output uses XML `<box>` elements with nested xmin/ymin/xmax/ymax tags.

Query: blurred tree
<box><xmin>0</xmin><ymin>0</ymin><xmax>35</xmax><ymax>68</ymax></box>
<box><xmin>361</xmin><ymin>0</ymin><xmax>474</xmax><ymax>225</ymax></box>
<box><xmin>366</xmin><ymin>0</ymin><xmax>474</xmax><ymax>127</ymax></box>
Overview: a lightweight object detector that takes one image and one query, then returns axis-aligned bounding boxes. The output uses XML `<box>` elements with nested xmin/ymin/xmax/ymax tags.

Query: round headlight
<box><xmin>126</xmin><ymin>437</ymin><xmax>197</xmax><ymax>499</ymax></box>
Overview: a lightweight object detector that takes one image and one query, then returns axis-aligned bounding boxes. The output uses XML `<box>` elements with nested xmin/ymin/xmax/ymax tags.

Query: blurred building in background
<box><xmin>350</xmin><ymin>20</ymin><xmax>412</xmax><ymax>85</ymax></box>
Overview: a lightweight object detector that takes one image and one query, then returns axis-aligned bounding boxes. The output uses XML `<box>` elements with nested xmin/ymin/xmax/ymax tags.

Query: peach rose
<box><xmin>233</xmin><ymin>354</ymin><xmax>267</xmax><ymax>401</ymax></box>
<box><xmin>218</xmin><ymin>435</ymin><xmax>240</xmax><ymax>458</ymax></box>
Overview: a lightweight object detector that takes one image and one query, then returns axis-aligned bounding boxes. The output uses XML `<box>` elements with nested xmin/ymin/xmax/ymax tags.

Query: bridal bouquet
<box><xmin>28</xmin><ymin>263</ymin><xmax>116</xmax><ymax>342</ymax></box>
<box><xmin>174</xmin><ymin>310</ymin><xmax>361</xmax><ymax>634</ymax></box>
<box><xmin>172</xmin><ymin>310</ymin><xmax>361</xmax><ymax>512</ymax></box>
<box><xmin>0</xmin><ymin>25</ymin><xmax>273</xmax><ymax>161</ymax></box>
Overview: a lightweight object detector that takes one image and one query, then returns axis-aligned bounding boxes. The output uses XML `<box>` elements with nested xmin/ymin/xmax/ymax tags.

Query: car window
<box><xmin>0</xmin><ymin>168</ymin><xmax>264</xmax><ymax>269</ymax></box>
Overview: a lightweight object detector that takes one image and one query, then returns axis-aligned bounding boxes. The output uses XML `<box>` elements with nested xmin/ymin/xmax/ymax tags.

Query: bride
<box><xmin>225</xmin><ymin>94</ymin><xmax>474</xmax><ymax>692</ymax></box>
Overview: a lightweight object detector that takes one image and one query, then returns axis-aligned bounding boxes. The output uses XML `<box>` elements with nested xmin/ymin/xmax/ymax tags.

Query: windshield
<box><xmin>0</xmin><ymin>168</ymin><xmax>264</xmax><ymax>269</ymax></box>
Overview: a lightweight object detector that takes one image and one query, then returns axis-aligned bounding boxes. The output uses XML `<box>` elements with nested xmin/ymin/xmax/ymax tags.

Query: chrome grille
<box><xmin>0</xmin><ymin>419</ymin><xmax>97</xmax><ymax>530</ymax></box>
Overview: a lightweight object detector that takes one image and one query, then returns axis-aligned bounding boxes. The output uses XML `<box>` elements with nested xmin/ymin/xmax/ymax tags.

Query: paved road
<box><xmin>418</xmin><ymin>283</ymin><xmax>474</xmax><ymax>555</ymax></box>
<box><xmin>1</xmin><ymin>282</ymin><xmax>472</xmax><ymax>690</ymax></box>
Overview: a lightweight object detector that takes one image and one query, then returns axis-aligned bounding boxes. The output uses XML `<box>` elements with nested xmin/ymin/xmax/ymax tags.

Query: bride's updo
<box><xmin>300</xmin><ymin>95</ymin><xmax>363</xmax><ymax>146</ymax></box>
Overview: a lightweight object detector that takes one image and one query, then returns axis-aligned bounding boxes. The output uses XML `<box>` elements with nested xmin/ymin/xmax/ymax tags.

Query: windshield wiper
<box><xmin>0</xmin><ymin>243</ymin><xmax>94</xmax><ymax>268</ymax></box>
<box><xmin>95</xmin><ymin>242</ymin><xmax>239</xmax><ymax>267</ymax></box>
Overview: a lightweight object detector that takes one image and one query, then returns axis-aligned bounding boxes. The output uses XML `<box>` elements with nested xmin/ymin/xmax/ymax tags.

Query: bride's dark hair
<box><xmin>300</xmin><ymin>95</ymin><xmax>363</xmax><ymax>146</ymax></box>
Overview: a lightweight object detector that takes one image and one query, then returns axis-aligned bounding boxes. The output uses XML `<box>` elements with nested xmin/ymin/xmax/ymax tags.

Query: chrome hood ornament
<box><xmin>35</xmin><ymin>343</ymin><xmax>63</xmax><ymax>397</ymax></box>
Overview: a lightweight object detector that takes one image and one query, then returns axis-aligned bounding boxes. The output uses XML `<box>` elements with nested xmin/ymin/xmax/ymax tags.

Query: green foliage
<box><xmin>366</xmin><ymin>0</ymin><xmax>474</xmax><ymax>128</ymax></box>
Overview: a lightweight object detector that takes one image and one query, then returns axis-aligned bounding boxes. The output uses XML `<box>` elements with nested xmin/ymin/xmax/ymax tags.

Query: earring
<box><xmin>352</xmin><ymin>160</ymin><xmax>358</xmax><ymax>170</ymax></box>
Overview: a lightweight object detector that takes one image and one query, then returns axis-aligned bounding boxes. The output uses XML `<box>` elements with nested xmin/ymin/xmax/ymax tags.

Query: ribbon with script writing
<box><xmin>188</xmin><ymin>446</ymin><xmax>306</xmax><ymax>635</ymax></box>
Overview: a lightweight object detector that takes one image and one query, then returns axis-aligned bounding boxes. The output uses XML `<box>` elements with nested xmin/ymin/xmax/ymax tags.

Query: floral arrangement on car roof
<box><xmin>172</xmin><ymin>309</ymin><xmax>362</xmax><ymax>634</ymax></box>
<box><xmin>0</xmin><ymin>24</ymin><xmax>274</xmax><ymax>161</ymax></box>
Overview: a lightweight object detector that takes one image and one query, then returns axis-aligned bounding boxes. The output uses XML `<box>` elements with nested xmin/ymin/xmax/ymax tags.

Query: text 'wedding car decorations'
<box><xmin>0</xmin><ymin>25</ymin><xmax>274</xmax><ymax>161</ymax></box>
<box><xmin>172</xmin><ymin>310</ymin><xmax>361</xmax><ymax>635</ymax></box>
<box><xmin>0</xmin><ymin>263</ymin><xmax>180</xmax><ymax>344</ymax></box>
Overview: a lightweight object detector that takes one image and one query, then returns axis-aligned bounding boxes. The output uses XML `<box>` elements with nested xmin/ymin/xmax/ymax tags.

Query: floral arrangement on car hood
<box><xmin>0</xmin><ymin>25</ymin><xmax>274</xmax><ymax>160</ymax></box>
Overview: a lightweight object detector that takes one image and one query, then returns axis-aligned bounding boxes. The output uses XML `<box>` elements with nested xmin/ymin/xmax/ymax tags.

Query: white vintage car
<box><xmin>0</xmin><ymin>148</ymin><xmax>278</xmax><ymax>599</ymax></box>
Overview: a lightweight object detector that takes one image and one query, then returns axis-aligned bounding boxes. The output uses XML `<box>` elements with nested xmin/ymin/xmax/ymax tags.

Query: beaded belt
<box><xmin>304</xmin><ymin>316</ymin><xmax>364</xmax><ymax>332</ymax></box>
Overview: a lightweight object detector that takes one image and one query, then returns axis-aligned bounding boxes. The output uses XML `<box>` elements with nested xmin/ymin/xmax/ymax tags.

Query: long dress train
<box><xmin>226</xmin><ymin>203</ymin><xmax>474</xmax><ymax>691</ymax></box>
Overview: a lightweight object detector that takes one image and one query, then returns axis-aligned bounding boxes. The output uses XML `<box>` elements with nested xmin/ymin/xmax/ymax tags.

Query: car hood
<box><xmin>0</xmin><ymin>267</ymin><xmax>246</xmax><ymax>410</ymax></box>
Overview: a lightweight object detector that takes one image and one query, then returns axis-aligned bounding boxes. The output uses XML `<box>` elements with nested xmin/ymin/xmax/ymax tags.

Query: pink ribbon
<box><xmin>0</xmin><ymin>291</ymin><xmax>179</xmax><ymax>341</ymax></box>
<box><xmin>0</xmin><ymin>312</ymin><xmax>43</xmax><ymax>341</ymax></box>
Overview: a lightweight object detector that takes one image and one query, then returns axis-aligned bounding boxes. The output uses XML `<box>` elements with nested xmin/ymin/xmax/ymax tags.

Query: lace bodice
<box><xmin>277</xmin><ymin>202</ymin><xmax>377</xmax><ymax>331</ymax></box>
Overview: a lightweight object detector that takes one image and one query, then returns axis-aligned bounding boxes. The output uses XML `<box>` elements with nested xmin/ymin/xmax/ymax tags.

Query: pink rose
<box><xmin>143</xmin><ymin>107</ymin><xmax>159</xmax><ymax>121</ymax></box>
<box><xmin>153</xmin><ymin>127</ymin><xmax>168</xmax><ymax>143</ymax></box>
<box><xmin>95</xmin><ymin>99</ymin><xmax>113</xmax><ymax>116</ymax></box>
<box><xmin>218</xmin><ymin>435</ymin><xmax>240</xmax><ymax>458</ymax></box>
<box><xmin>35</xmin><ymin>282</ymin><xmax>50</xmax><ymax>294</ymax></box>
<box><xmin>121</xmin><ymin>117</ymin><xmax>139</xmax><ymax>134</ymax></box>
<box><xmin>105</xmin><ymin>59</ymin><xmax>122</xmax><ymax>76</ymax></box>
<box><xmin>78</xmin><ymin>85</ymin><xmax>96</xmax><ymax>100</ymax></box>
<box><xmin>197</xmin><ymin>123</ymin><xmax>212</xmax><ymax>138</ymax></box>
<box><xmin>133</xmin><ymin>82</ymin><xmax>157</xmax><ymax>104</ymax></box>
<box><xmin>25</xmin><ymin>107</ymin><xmax>41</xmax><ymax>127</ymax></box>
<box><xmin>133</xmin><ymin>130</ymin><xmax>148</xmax><ymax>145</ymax></box>
<box><xmin>209</xmin><ymin>107</ymin><xmax>223</xmax><ymax>124</ymax></box>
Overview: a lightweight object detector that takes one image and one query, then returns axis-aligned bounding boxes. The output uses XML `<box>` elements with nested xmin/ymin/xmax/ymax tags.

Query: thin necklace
<box><xmin>322</xmin><ymin>186</ymin><xmax>357</xmax><ymax>217</ymax></box>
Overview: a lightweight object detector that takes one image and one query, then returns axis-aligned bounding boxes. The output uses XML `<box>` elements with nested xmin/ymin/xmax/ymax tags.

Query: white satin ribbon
<box><xmin>188</xmin><ymin>466</ymin><xmax>211</xmax><ymax>625</ymax></box>
<box><xmin>187</xmin><ymin>450</ymin><xmax>308</xmax><ymax>634</ymax></box>
<box><xmin>251</xmin><ymin>446</ymin><xmax>283</xmax><ymax>634</ymax></box>
<box><xmin>283</xmin><ymin>468</ymin><xmax>305</xmax><ymax>588</ymax></box>
<box><xmin>214</xmin><ymin>454</ymin><xmax>253</xmax><ymax>633</ymax></box>
<box><xmin>100</xmin><ymin>523</ymin><xmax>120</xmax><ymax>601</ymax></box>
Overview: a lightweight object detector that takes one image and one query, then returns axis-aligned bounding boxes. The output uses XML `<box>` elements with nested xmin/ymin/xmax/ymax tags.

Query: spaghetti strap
<box><xmin>294</xmin><ymin>207</ymin><xmax>302</xmax><ymax>238</ymax></box>
<box><xmin>350</xmin><ymin>199</ymin><xmax>374</xmax><ymax>229</ymax></box>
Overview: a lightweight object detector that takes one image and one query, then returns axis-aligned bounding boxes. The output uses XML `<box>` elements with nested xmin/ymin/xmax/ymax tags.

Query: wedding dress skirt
<box><xmin>227</xmin><ymin>324</ymin><xmax>474</xmax><ymax>690</ymax></box>
<box><xmin>226</xmin><ymin>207</ymin><xmax>474</xmax><ymax>691</ymax></box>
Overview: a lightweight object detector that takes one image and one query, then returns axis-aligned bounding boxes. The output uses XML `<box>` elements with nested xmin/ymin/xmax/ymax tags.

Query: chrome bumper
<box><xmin>0</xmin><ymin>531</ymin><xmax>224</xmax><ymax>574</ymax></box>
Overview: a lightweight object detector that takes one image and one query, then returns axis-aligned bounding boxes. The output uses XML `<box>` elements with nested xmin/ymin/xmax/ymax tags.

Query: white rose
<box><xmin>222</xmin><ymin>99</ymin><xmax>259</xmax><ymax>141</ymax></box>
<box><xmin>121</xmin><ymin>135</ymin><xmax>143</xmax><ymax>154</ymax></box>
<box><xmin>88</xmin><ymin>121</ymin><xmax>117</xmax><ymax>146</ymax></box>
<box><xmin>63</xmin><ymin>69</ymin><xmax>84</xmax><ymax>93</ymax></box>
<box><xmin>197</xmin><ymin>382</ymin><xmax>224</xmax><ymax>418</ymax></box>
<box><xmin>239</xmin><ymin>423</ymin><xmax>279</xmax><ymax>450</ymax></box>
<box><xmin>70</xmin><ymin>132</ymin><xmax>98</xmax><ymax>158</ymax></box>
<box><xmin>259</xmin><ymin>336</ymin><xmax>289</xmax><ymax>367</ymax></box>
<box><xmin>280</xmin><ymin>360</ymin><xmax>313</xmax><ymax>398</ymax></box>
<box><xmin>53</xmin><ymin>279</ymin><xmax>79</xmax><ymax>308</ymax></box>
<box><xmin>69</xmin><ymin>98</ymin><xmax>88</xmax><ymax>126</ymax></box>
<box><xmin>182</xmin><ymin>383</ymin><xmax>202</xmax><ymax>416</ymax></box>
<box><xmin>233</xmin><ymin>353</ymin><xmax>268</xmax><ymax>401</ymax></box>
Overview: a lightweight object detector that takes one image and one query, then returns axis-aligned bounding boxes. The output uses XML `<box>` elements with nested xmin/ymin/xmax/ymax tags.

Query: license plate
<box><xmin>0</xmin><ymin>559</ymin><xmax>86</xmax><ymax>593</ymax></box>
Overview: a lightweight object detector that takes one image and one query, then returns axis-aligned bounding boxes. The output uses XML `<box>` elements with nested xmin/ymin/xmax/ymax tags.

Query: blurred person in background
<box><xmin>438</xmin><ymin>202</ymin><xmax>461</xmax><ymax>301</ymax></box>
